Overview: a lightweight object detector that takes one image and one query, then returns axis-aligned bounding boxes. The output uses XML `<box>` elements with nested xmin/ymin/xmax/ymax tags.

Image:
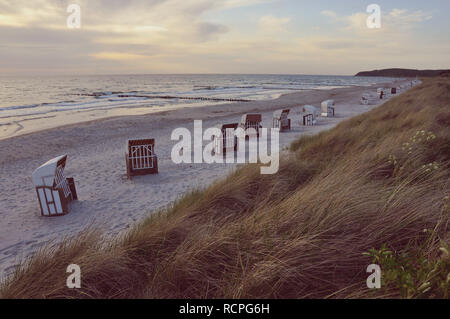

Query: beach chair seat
<box><xmin>240</xmin><ymin>114</ymin><xmax>262</xmax><ymax>138</ymax></box>
<box><xmin>126</xmin><ymin>139</ymin><xmax>158</xmax><ymax>178</ymax></box>
<box><xmin>361</xmin><ymin>95</ymin><xmax>370</xmax><ymax>105</ymax></box>
<box><xmin>303</xmin><ymin>114</ymin><xmax>314</xmax><ymax>126</ymax></box>
<box><xmin>32</xmin><ymin>155</ymin><xmax>77</xmax><ymax>217</ymax></box>
<box><xmin>273</xmin><ymin>109</ymin><xmax>291</xmax><ymax>131</ymax></box>
<box><xmin>214</xmin><ymin>123</ymin><xmax>239</xmax><ymax>155</ymax></box>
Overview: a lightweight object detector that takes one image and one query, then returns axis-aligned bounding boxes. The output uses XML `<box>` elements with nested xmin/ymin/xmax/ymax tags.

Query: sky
<box><xmin>0</xmin><ymin>0</ymin><xmax>449</xmax><ymax>75</ymax></box>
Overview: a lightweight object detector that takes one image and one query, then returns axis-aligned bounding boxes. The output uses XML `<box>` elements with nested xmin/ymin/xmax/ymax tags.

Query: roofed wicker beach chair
<box><xmin>273</xmin><ymin>109</ymin><xmax>291</xmax><ymax>132</ymax></box>
<box><xmin>126</xmin><ymin>138</ymin><xmax>158</xmax><ymax>179</ymax></box>
<box><xmin>361</xmin><ymin>92</ymin><xmax>378</xmax><ymax>105</ymax></box>
<box><xmin>361</xmin><ymin>94</ymin><xmax>370</xmax><ymax>105</ymax></box>
<box><xmin>32</xmin><ymin>155</ymin><xmax>78</xmax><ymax>217</ymax></box>
<box><xmin>300</xmin><ymin>105</ymin><xmax>319</xmax><ymax>126</ymax></box>
<box><xmin>240</xmin><ymin>113</ymin><xmax>262</xmax><ymax>138</ymax></box>
<box><xmin>383</xmin><ymin>87</ymin><xmax>393</xmax><ymax>98</ymax></box>
<box><xmin>321</xmin><ymin>100</ymin><xmax>335</xmax><ymax>117</ymax></box>
<box><xmin>214</xmin><ymin>123</ymin><xmax>239</xmax><ymax>155</ymax></box>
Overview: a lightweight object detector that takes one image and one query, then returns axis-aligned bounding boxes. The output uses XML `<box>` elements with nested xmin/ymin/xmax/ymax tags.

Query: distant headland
<box><xmin>355</xmin><ymin>68</ymin><xmax>450</xmax><ymax>77</ymax></box>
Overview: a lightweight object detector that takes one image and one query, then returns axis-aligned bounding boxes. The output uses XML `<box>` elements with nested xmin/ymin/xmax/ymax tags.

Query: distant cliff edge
<box><xmin>355</xmin><ymin>68</ymin><xmax>450</xmax><ymax>77</ymax></box>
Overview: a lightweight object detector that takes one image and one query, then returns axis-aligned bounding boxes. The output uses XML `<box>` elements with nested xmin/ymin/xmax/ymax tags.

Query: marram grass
<box><xmin>1</xmin><ymin>77</ymin><xmax>449</xmax><ymax>299</ymax></box>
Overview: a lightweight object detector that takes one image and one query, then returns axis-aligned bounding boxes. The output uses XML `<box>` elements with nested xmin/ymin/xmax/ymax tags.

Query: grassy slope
<box><xmin>1</xmin><ymin>78</ymin><xmax>449</xmax><ymax>299</ymax></box>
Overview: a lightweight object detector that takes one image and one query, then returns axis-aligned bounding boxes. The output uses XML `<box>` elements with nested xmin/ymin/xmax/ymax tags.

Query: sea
<box><xmin>0</xmin><ymin>74</ymin><xmax>398</xmax><ymax>138</ymax></box>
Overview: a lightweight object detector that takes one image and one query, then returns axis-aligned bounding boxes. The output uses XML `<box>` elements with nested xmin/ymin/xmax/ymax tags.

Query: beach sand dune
<box><xmin>0</xmin><ymin>80</ymin><xmax>411</xmax><ymax>278</ymax></box>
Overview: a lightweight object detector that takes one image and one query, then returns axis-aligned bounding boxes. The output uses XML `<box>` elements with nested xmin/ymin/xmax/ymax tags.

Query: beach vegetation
<box><xmin>1</xmin><ymin>77</ymin><xmax>448</xmax><ymax>299</ymax></box>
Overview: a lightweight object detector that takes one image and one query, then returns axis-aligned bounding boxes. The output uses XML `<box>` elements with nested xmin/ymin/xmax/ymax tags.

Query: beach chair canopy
<box><xmin>32</xmin><ymin>155</ymin><xmax>67</xmax><ymax>187</ymax></box>
<box><xmin>302</xmin><ymin>105</ymin><xmax>319</xmax><ymax>117</ymax></box>
<box><xmin>241</xmin><ymin>114</ymin><xmax>262</xmax><ymax>125</ymax></box>
<box><xmin>217</xmin><ymin>123</ymin><xmax>239</xmax><ymax>131</ymax></box>
<box><xmin>127</xmin><ymin>138</ymin><xmax>155</xmax><ymax>147</ymax></box>
<box><xmin>273</xmin><ymin>109</ymin><xmax>290</xmax><ymax>120</ymax></box>
<box><xmin>216</xmin><ymin>123</ymin><xmax>238</xmax><ymax>139</ymax></box>
<box><xmin>365</xmin><ymin>92</ymin><xmax>378</xmax><ymax>98</ymax></box>
<box><xmin>297</xmin><ymin>105</ymin><xmax>319</xmax><ymax>123</ymax></box>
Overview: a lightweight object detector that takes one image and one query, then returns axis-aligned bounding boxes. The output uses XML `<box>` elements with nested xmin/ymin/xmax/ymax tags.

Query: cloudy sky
<box><xmin>0</xmin><ymin>0</ymin><xmax>449</xmax><ymax>75</ymax></box>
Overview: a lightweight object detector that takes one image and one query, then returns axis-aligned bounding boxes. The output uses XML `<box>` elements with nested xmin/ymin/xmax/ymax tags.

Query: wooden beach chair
<box><xmin>32</xmin><ymin>155</ymin><xmax>78</xmax><ymax>217</ymax></box>
<box><xmin>126</xmin><ymin>139</ymin><xmax>158</xmax><ymax>178</ymax></box>
<box><xmin>240</xmin><ymin>114</ymin><xmax>262</xmax><ymax>138</ymax></box>
<box><xmin>361</xmin><ymin>93</ymin><xmax>378</xmax><ymax>105</ymax></box>
<box><xmin>321</xmin><ymin>100</ymin><xmax>335</xmax><ymax>117</ymax></box>
<box><xmin>300</xmin><ymin>105</ymin><xmax>318</xmax><ymax>126</ymax></box>
<box><xmin>273</xmin><ymin>109</ymin><xmax>291</xmax><ymax>131</ymax></box>
<box><xmin>361</xmin><ymin>95</ymin><xmax>369</xmax><ymax>105</ymax></box>
<box><xmin>384</xmin><ymin>88</ymin><xmax>392</xmax><ymax>98</ymax></box>
<box><xmin>214</xmin><ymin>123</ymin><xmax>239</xmax><ymax>155</ymax></box>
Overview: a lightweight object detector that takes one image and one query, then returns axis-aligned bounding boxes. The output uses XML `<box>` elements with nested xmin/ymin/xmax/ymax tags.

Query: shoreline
<box><xmin>1</xmin><ymin>88</ymin><xmax>324</xmax><ymax>141</ymax></box>
<box><xmin>1</xmin><ymin>80</ymin><xmax>395</xmax><ymax>142</ymax></box>
<box><xmin>0</xmin><ymin>79</ymin><xmax>410</xmax><ymax>278</ymax></box>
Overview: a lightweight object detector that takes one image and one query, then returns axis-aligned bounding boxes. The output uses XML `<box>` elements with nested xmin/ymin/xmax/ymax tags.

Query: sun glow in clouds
<box><xmin>91</xmin><ymin>52</ymin><xmax>150</xmax><ymax>61</ymax></box>
<box><xmin>0</xmin><ymin>0</ymin><xmax>448</xmax><ymax>75</ymax></box>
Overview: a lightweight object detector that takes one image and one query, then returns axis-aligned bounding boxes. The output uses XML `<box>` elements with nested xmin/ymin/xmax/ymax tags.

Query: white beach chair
<box><xmin>321</xmin><ymin>100</ymin><xmax>335</xmax><ymax>117</ymax></box>
<box><xmin>361</xmin><ymin>95</ymin><xmax>370</xmax><ymax>105</ymax></box>
<box><xmin>384</xmin><ymin>88</ymin><xmax>392</xmax><ymax>98</ymax></box>
<box><xmin>300</xmin><ymin>105</ymin><xmax>319</xmax><ymax>126</ymax></box>
<box><xmin>273</xmin><ymin>109</ymin><xmax>291</xmax><ymax>131</ymax></box>
<box><xmin>32</xmin><ymin>155</ymin><xmax>78</xmax><ymax>217</ymax></box>
<box><xmin>362</xmin><ymin>92</ymin><xmax>379</xmax><ymax>105</ymax></box>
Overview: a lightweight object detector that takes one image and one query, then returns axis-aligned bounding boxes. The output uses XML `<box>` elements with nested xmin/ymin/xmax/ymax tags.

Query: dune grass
<box><xmin>1</xmin><ymin>77</ymin><xmax>449</xmax><ymax>299</ymax></box>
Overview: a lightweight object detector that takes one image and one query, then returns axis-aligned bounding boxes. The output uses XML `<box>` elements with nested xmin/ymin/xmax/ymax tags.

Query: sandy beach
<box><xmin>0</xmin><ymin>79</ymin><xmax>411</xmax><ymax>279</ymax></box>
